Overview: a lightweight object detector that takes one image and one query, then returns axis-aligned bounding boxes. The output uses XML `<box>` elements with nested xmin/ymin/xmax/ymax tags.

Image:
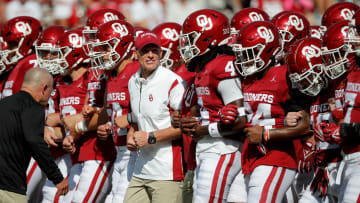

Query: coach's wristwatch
<box><xmin>148</xmin><ymin>132</ymin><xmax>157</xmax><ymax>144</ymax></box>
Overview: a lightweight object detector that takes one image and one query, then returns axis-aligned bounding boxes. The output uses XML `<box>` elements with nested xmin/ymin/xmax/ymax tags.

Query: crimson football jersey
<box><xmin>86</xmin><ymin>68</ymin><xmax>106</xmax><ymax>108</ymax></box>
<box><xmin>47</xmin><ymin>75</ymin><xmax>66</xmax><ymax>159</ymax></box>
<box><xmin>58</xmin><ymin>73</ymin><xmax>88</xmax><ymax>163</ymax></box>
<box><xmin>310</xmin><ymin>82</ymin><xmax>342</xmax><ymax>166</ymax></box>
<box><xmin>46</xmin><ymin>75</ymin><xmax>62</xmax><ymax>115</ymax></box>
<box><xmin>174</xmin><ymin>64</ymin><xmax>195</xmax><ymax>87</ymax></box>
<box><xmin>0</xmin><ymin>70</ymin><xmax>11</xmax><ymax>100</ymax></box>
<box><xmin>1</xmin><ymin>54</ymin><xmax>38</xmax><ymax>98</ymax></box>
<box><xmin>195</xmin><ymin>55</ymin><xmax>239</xmax><ymax>124</ymax></box>
<box><xmin>181</xmin><ymin>77</ymin><xmax>197</xmax><ymax>170</ymax></box>
<box><xmin>58</xmin><ymin>71</ymin><xmax>115</xmax><ymax>162</ymax></box>
<box><xmin>194</xmin><ymin>54</ymin><xmax>243</xmax><ymax>155</ymax></box>
<box><xmin>80</xmin><ymin>70</ymin><xmax>116</xmax><ymax>162</ymax></box>
<box><xmin>241</xmin><ymin>65</ymin><xmax>297</xmax><ymax>175</ymax></box>
<box><xmin>106</xmin><ymin>61</ymin><xmax>139</xmax><ymax>146</ymax></box>
<box><xmin>342</xmin><ymin>62</ymin><xmax>360</xmax><ymax>154</ymax></box>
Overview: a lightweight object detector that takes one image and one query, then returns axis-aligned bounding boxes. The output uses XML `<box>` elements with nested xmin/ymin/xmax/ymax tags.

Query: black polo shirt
<box><xmin>0</xmin><ymin>91</ymin><xmax>63</xmax><ymax>195</ymax></box>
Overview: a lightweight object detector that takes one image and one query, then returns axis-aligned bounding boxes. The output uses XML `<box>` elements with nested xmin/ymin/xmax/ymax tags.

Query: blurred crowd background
<box><xmin>0</xmin><ymin>0</ymin><xmax>358</xmax><ymax>30</ymax></box>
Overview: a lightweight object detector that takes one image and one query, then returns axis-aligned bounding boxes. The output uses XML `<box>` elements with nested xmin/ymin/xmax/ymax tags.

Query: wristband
<box><xmin>237</xmin><ymin>107</ymin><xmax>246</xmax><ymax>117</ymax></box>
<box><xmin>264</xmin><ymin>129</ymin><xmax>270</xmax><ymax>142</ymax></box>
<box><xmin>127</xmin><ymin>113</ymin><xmax>132</xmax><ymax>124</ymax></box>
<box><xmin>284</xmin><ymin>119</ymin><xmax>287</xmax><ymax>127</ymax></box>
<box><xmin>75</xmin><ymin>123</ymin><xmax>80</xmax><ymax>134</ymax></box>
<box><xmin>75</xmin><ymin>120</ymin><xmax>88</xmax><ymax>134</ymax></box>
<box><xmin>46</xmin><ymin>126</ymin><xmax>55</xmax><ymax>134</ymax></box>
<box><xmin>208</xmin><ymin>122</ymin><xmax>222</xmax><ymax>137</ymax></box>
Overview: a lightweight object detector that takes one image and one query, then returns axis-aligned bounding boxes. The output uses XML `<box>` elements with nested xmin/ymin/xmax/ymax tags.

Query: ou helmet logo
<box><xmin>249</xmin><ymin>12</ymin><xmax>264</xmax><ymax>21</ymax></box>
<box><xmin>288</xmin><ymin>15</ymin><xmax>304</xmax><ymax>31</ymax></box>
<box><xmin>15</xmin><ymin>21</ymin><xmax>32</xmax><ymax>36</ymax></box>
<box><xmin>112</xmin><ymin>23</ymin><xmax>128</xmax><ymax>37</ymax></box>
<box><xmin>302</xmin><ymin>44</ymin><xmax>321</xmax><ymax>59</ymax></box>
<box><xmin>69</xmin><ymin>33</ymin><xmax>83</xmax><ymax>48</ymax></box>
<box><xmin>340</xmin><ymin>9</ymin><xmax>354</xmax><ymax>20</ymax></box>
<box><xmin>341</xmin><ymin>26</ymin><xmax>349</xmax><ymax>37</ymax></box>
<box><xmin>258</xmin><ymin>26</ymin><xmax>274</xmax><ymax>43</ymax></box>
<box><xmin>196</xmin><ymin>15</ymin><xmax>213</xmax><ymax>31</ymax></box>
<box><xmin>311</xmin><ymin>30</ymin><xmax>322</xmax><ymax>39</ymax></box>
<box><xmin>104</xmin><ymin>12</ymin><xmax>119</xmax><ymax>22</ymax></box>
<box><xmin>162</xmin><ymin>28</ymin><xmax>179</xmax><ymax>41</ymax></box>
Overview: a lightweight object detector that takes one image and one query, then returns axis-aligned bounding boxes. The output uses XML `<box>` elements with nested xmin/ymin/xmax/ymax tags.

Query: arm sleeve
<box><xmin>22</xmin><ymin>105</ymin><xmax>63</xmax><ymax>185</ymax></box>
<box><xmin>217</xmin><ymin>78</ymin><xmax>244</xmax><ymax>105</ymax></box>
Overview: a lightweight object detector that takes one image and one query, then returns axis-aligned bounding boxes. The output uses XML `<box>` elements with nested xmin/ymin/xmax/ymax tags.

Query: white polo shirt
<box><xmin>128</xmin><ymin>65</ymin><xmax>185</xmax><ymax>180</ymax></box>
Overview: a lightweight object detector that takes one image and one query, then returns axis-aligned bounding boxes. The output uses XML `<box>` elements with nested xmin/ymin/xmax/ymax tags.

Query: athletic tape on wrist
<box><xmin>46</xmin><ymin>126</ymin><xmax>55</xmax><ymax>133</ymax></box>
<box><xmin>237</xmin><ymin>107</ymin><xmax>246</xmax><ymax>117</ymax></box>
<box><xmin>208</xmin><ymin>122</ymin><xmax>222</xmax><ymax>137</ymax></box>
<box><xmin>76</xmin><ymin>120</ymin><xmax>88</xmax><ymax>133</ymax></box>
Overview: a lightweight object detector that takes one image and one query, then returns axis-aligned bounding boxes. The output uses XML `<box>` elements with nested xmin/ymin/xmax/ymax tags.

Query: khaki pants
<box><xmin>0</xmin><ymin>189</ymin><xmax>27</xmax><ymax>203</ymax></box>
<box><xmin>124</xmin><ymin>176</ymin><xmax>183</xmax><ymax>203</ymax></box>
<box><xmin>182</xmin><ymin>170</ymin><xmax>194</xmax><ymax>203</ymax></box>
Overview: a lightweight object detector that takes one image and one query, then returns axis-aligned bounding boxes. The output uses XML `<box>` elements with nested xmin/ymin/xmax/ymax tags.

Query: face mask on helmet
<box><xmin>160</xmin><ymin>44</ymin><xmax>174</xmax><ymax>69</ymax></box>
<box><xmin>321</xmin><ymin>46</ymin><xmax>349</xmax><ymax>79</ymax></box>
<box><xmin>36</xmin><ymin>45</ymin><xmax>62</xmax><ymax>75</ymax></box>
<box><xmin>344</xmin><ymin>10</ymin><xmax>360</xmax><ymax>56</ymax></box>
<box><xmin>179</xmin><ymin>31</ymin><xmax>201</xmax><ymax>63</ymax></box>
<box><xmin>321</xmin><ymin>21</ymin><xmax>352</xmax><ymax>80</ymax></box>
<box><xmin>34</xmin><ymin>25</ymin><xmax>66</xmax><ymax>75</ymax></box>
<box><xmin>233</xmin><ymin>43</ymin><xmax>266</xmax><ymax>76</ymax></box>
<box><xmin>290</xmin><ymin>65</ymin><xmax>325</xmax><ymax>96</ymax></box>
<box><xmin>0</xmin><ymin>41</ymin><xmax>21</xmax><ymax>65</ymax></box>
<box><xmin>90</xmin><ymin>38</ymin><xmax>121</xmax><ymax>70</ymax></box>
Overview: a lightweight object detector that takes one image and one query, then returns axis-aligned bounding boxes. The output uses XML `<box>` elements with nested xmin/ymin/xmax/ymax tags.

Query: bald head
<box><xmin>22</xmin><ymin>68</ymin><xmax>53</xmax><ymax>91</ymax></box>
<box><xmin>21</xmin><ymin>68</ymin><xmax>53</xmax><ymax>106</ymax></box>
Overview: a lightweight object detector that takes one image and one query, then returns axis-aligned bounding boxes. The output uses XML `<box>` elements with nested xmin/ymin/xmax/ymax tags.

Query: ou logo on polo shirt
<box><xmin>149</xmin><ymin>94</ymin><xmax>153</xmax><ymax>102</ymax></box>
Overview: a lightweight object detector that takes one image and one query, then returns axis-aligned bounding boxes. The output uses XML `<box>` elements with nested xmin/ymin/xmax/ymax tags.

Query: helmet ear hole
<box><xmin>204</xmin><ymin>36</ymin><xmax>211</xmax><ymax>42</ymax></box>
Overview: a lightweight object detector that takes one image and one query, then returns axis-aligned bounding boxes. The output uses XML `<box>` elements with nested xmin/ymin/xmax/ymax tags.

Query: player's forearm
<box><xmin>194</xmin><ymin>115</ymin><xmax>247</xmax><ymax>138</ymax></box>
<box><xmin>46</xmin><ymin>113</ymin><xmax>61</xmax><ymax>127</ymax></box>
<box><xmin>153</xmin><ymin>127</ymin><xmax>182</xmax><ymax>142</ymax></box>
<box><xmin>268</xmin><ymin>111</ymin><xmax>311</xmax><ymax>141</ymax></box>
